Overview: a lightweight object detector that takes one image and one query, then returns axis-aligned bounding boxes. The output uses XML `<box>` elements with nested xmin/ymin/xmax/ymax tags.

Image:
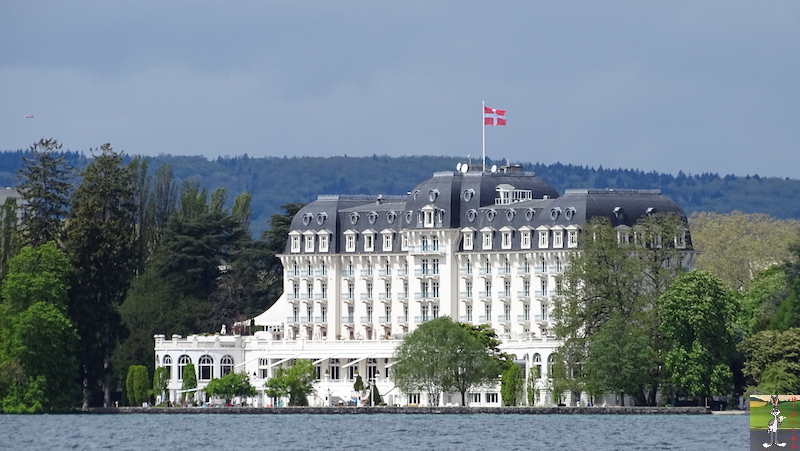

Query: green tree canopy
<box><xmin>500</xmin><ymin>364</ymin><xmax>524</xmax><ymax>406</ymax></box>
<box><xmin>181</xmin><ymin>363</ymin><xmax>197</xmax><ymax>405</ymax></box>
<box><xmin>0</xmin><ymin>302</ymin><xmax>80</xmax><ymax>412</ymax></box>
<box><xmin>204</xmin><ymin>372</ymin><xmax>257</xmax><ymax>405</ymax></box>
<box><xmin>553</xmin><ymin>214</ymin><xmax>687</xmax><ymax>405</ymax></box>
<box><xmin>264</xmin><ymin>359</ymin><xmax>316</xmax><ymax>406</ymax></box>
<box><xmin>66</xmin><ymin>143</ymin><xmax>139</xmax><ymax>408</ymax></box>
<box><xmin>152</xmin><ymin>366</ymin><xmax>170</xmax><ymax>404</ymax></box>
<box><xmin>689</xmin><ymin>211</ymin><xmax>800</xmax><ymax>291</ymax></box>
<box><xmin>740</xmin><ymin>328</ymin><xmax>800</xmax><ymax>387</ymax></box>
<box><xmin>661</xmin><ymin>271</ymin><xmax>738</xmax><ymax>403</ymax></box>
<box><xmin>393</xmin><ymin>317</ymin><xmax>500</xmax><ymax>407</ymax></box>
<box><xmin>2</xmin><ymin>242</ymin><xmax>71</xmax><ymax>314</ymax></box>
<box><xmin>125</xmin><ymin>365</ymin><xmax>150</xmax><ymax>407</ymax></box>
<box><xmin>16</xmin><ymin>138</ymin><xmax>73</xmax><ymax>248</ymax></box>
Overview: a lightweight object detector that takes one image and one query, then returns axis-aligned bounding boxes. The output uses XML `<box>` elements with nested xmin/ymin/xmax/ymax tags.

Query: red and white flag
<box><xmin>484</xmin><ymin>106</ymin><xmax>506</xmax><ymax>126</ymax></box>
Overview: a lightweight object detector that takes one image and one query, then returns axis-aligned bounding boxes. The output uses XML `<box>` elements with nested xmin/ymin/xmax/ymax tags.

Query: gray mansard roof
<box><xmin>285</xmin><ymin>164</ymin><xmax>690</xmax><ymax>254</ymax></box>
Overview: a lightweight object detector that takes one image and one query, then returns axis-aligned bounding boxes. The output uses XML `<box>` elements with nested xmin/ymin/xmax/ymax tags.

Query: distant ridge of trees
<box><xmin>2</xmin><ymin>150</ymin><xmax>799</xmax><ymax>236</ymax></box>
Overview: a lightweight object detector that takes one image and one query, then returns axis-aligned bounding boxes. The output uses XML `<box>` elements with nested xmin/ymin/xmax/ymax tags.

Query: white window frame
<box><xmin>521</xmin><ymin>231</ymin><xmax>531</xmax><ymax>249</ymax></box>
<box><xmin>344</xmin><ymin>231</ymin><xmax>357</xmax><ymax>252</ymax></box>
<box><xmin>363</xmin><ymin>232</ymin><xmax>375</xmax><ymax>252</ymax></box>
<box><xmin>552</xmin><ymin>229</ymin><xmax>563</xmax><ymax>248</ymax></box>
<box><xmin>304</xmin><ymin>234</ymin><xmax>315</xmax><ymax>252</ymax></box>
<box><xmin>538</xmin><ymin>228</ymin><xmax>549</xmax><ymax>248</ymax></box>
<box><xmin>290</xmin><ymin>232</ymin><xmax>301</xmax><ymax>253</ymax></box>
<box><xmin>567</xmin><ymin>226</ymin><xmax>579</xmax><ymax>249</ymax></box>
<box><xmin>501</xmin><ymin>230</ymin><xmax>512</xmax><ymax>250</ymax></box>
<box><xmin>318</xmin><ymin>232</ymin><xmax>330</xmax><ymax>252</ymax></box>
<box><xmin>463</xmin><ymin>230</ymin><xmax>474</xmax><ymax>251</ymax></box>
<box><xmin>382</xmin><ymin>232</ymin><xmax>393</xmax><ymax>251</ymax></box>
<box><xmin>675</xmin><ymin>229</ymin><xmax>687</xmax><ymax>249</ymax></box>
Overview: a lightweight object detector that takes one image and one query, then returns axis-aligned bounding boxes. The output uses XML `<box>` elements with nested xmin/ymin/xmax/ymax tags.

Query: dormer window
<box><xmin>500</xmin><ymin>226</ymin><xmax>514</xmax><ymax>250</ymax></box>
<box><xmin>462</xmin><ymin>229</ymin><xmax>475</xmax><ymax>251</ymax></box>
<box><xmin>675</xmin><ymin>229</ymin><xmax>687</xmax><ymax>249</ymax></box>
<box><xmin>421</xmin><ymin>205</ymin><xmax>436</xmax><ymax>228</ymax></box>
<box><xmin>537</xmin><ymin>227</ymin><xmax>549</xmax><ymax>248</ymax></box>
<box><xmin>520</xmin><ymin>226</ymin><xmax>532</xmax><ymax>249</ymax></box>
<box><xmin>290</xmin><ymin>231</ymin><xmax>301</xmax><ymax>253</ymax></box>
<box><xmin>567</xmin><ymin>225</ymin><xmax>579</xmax><ymax>249</ymax></box>
<box><xmin>344</xmin><ymin>230</ymin><xmax>357</xmax><ymax>252</ymax></box>
<box><xmin>481</xmin><ymin>228</ymin><xmax>494</xmax><ymax>250</ymax></box>
<box><xmin>552</xmin><ymin>227</ymin><xmax>564</xmax><ymax>248</ymax></box>
<box><xmin>381</xmin><ymin>230</ymin><xmax>394</xmax><ymax>252</ymax></box>
<box><xmin>303</xmin><ymin>231</ymin><xmax>315</xmax><ymax>252</ymax></box>
<box><xmin>363</xmin><ymin>231</ymin><xmax>375</xmax><ymax>252</ymax></box>
<box><xmin>318</xmin><ymin>231</ymin><xmax>330</xmax><ymax>252</ymax></box>
<box><xmin>617</xmin><ymin>226</ymin><xmax>631</xmax><ymax>244</ymax></box>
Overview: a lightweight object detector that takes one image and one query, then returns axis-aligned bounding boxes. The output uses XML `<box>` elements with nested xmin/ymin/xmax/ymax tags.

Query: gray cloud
<box><xmin>2</xmin><ymin>1</ymin><xmax>799</xmax><ymax>178</ymax></box>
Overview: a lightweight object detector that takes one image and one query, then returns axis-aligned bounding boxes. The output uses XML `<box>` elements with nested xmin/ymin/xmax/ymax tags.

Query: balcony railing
<box><xmin>341</xmin><ymin>316</ymin><xmax>354</xmax><ymax>323</ymax></box>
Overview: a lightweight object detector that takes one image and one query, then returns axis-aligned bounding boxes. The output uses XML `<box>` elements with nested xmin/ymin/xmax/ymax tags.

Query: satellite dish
<box><xmin>491</xmin><ymin>164</ymin><xmax>497</xmax><ymax>173</ymax></box>
<box><xmin>460</xmin><ymin>164</ymin><xmax>469</xmax><ymax>174</ymax></box>
<box><xmin>456</xmin><ymin>162</ymin><xmax>462</xmax><ymax>172</ymax></box>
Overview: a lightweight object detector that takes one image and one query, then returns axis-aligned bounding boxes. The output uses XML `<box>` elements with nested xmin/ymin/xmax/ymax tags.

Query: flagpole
<box><xmin>482</xmin><ymin>101</ymin><xmax>486</xmax><ymax>172</ymax></box>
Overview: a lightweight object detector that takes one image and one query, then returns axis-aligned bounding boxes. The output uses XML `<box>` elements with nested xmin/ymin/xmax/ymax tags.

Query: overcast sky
<box><xmin>2</xmin><ymin>1</ymin><xmax>799</xmax><ymax>178</ymax></box>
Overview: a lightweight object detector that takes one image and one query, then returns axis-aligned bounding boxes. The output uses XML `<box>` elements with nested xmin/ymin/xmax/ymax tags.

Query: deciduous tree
<box><xmin>500</xmin><ymin>364</ymin><xmax>524</xmax><ymax>406</ymax></box>
<box><xmin>204</xmin><ymin>372</ymin><xmax>256</xmax><ymax>405</ymax></box>
<box><xmin>264</xmin><ymin>359</ymin><xmax>316</xmax><ymax>406</ymax></box>
<box><xmin>393</xmin><ymin>317</ymin><xmax>499</xmax><ymax>407</ymax></box>
<box><xmin>661</xmin><ymin>271</ymin><xmax>738</xmax><ymax>404</ymax></box>
<box><xmin>553</xmin><ymin>214</ymin><xmax>687</xmax><ymax>405</ymax></box>
<box><xmin>689</xmin><ymin>211</ymin><xmax>800</xmax><ymax>291</ymax></box>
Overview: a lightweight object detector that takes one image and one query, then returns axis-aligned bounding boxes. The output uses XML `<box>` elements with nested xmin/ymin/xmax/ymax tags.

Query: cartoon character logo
<box><xmin>764</xmin><ymin>395</ymin><xmax>787</xmax><ymax>448</ymax></box>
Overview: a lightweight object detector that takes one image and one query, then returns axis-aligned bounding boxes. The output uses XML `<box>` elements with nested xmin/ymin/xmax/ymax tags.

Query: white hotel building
<box><xmin>154</xmin><ymin>162</ymin><xmax>696</xmax><ymax>407</ymax></box>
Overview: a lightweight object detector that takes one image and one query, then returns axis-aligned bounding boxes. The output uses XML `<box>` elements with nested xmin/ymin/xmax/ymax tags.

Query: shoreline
<box><xmin>76</xmin><ymin>405</ymin><xmax>715</xmax><ymax>415</ymax></box>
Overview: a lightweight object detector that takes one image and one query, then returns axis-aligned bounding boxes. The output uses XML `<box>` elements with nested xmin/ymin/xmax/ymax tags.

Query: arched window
<box><xmin>547</xmin><ymin>354</ymin><xmax>555</xmax><ymax>378</ymax></box>
<box><xmin>163</xmin><ymin>355</ymin><xmax>173</xmax><ymax>380</ymax></box>
<box><xmin>221</xmin><ymin>355</ymin><xmax>234</xmax><ymax>376</ymax></box>
<box><xmin>533</xmin><ymin>353</ymin><xmax>542</xmax><ymax>379</ymax></box>
<box><xmin>199</xmin><ymin>355</ymin><xmax>214</xmax><ymax>380</ymax></box>
<box><xmin>178</xmin><ymin>355</ymin><xmax>191</xmax><ymax>380</ymax></box>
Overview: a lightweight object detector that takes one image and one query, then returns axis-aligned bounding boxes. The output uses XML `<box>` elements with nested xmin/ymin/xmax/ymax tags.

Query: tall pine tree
<box><xmin>66</xmin><ymin>144</ymin><xmax>138</xmax><ymax>408</ymax></box>
<box><xmin>16</xmin><ymin>138</ymin><xmax>73</xmax><ymax>248</ymax></box>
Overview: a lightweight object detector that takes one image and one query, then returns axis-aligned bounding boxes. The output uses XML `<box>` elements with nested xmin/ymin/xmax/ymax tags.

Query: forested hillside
<box><xmin>2</xmin><ymin>150</ymin><xmax>799</xmax><ymax>236</ymax></box>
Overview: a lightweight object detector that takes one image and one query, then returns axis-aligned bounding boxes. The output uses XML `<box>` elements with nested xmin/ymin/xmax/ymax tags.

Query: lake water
<box><xmin>0</xmin><ymin>413</ymin><xmax>748</xmax><ymax>450</ymax></box>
